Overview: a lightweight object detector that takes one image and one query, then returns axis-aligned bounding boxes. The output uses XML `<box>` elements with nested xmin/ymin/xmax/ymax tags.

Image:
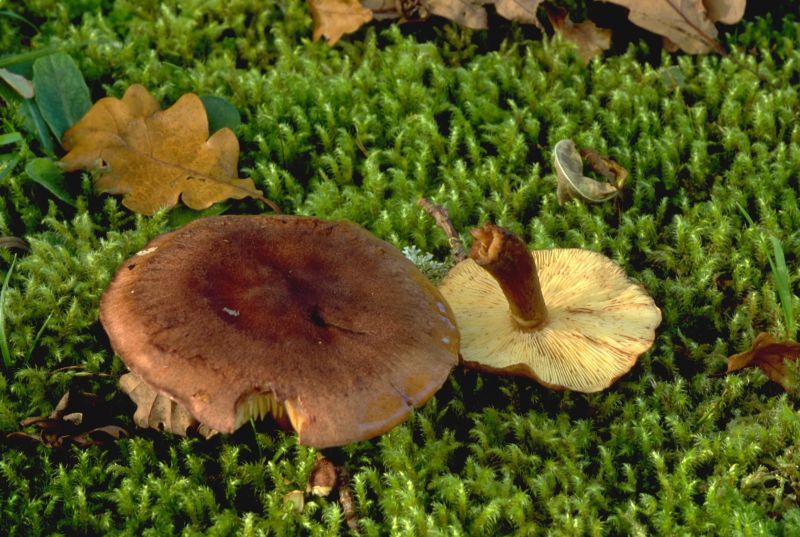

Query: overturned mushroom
<box><xmin>101</xmin><ymin>215</ymin><xmax>459</xmax><ymax>448</ymax></box>
<box><xmin>438</xmin><ymin>223</ymin><xmax>660</xmax><ymax>392</ymax></box>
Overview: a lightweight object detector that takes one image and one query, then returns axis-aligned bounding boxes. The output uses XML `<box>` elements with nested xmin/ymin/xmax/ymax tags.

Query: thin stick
<box><xmin>417</xmin><ymin>198</ymin><xmax>467</xmax><ymax>262</ymax></box>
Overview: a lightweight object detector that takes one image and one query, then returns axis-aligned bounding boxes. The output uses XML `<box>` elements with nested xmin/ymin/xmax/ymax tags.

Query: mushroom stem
<box><xmin>469</xmin><ymin>223</ymin><xmax>548</xmax><ymax>329</ymax></box>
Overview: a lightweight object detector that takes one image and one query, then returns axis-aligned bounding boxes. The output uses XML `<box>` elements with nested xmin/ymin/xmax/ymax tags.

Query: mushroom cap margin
<box><xmin>100</xmin><ymin>215</ymin><xmax>460</xmax><ymax>447</ymax></box>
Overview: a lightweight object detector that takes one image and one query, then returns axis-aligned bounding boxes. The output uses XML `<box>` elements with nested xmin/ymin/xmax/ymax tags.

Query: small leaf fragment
<box><xmin>200</xmin><ymin>96</ymin><xmax>242</xmax><ymax>134</ymax></box>
<box><xmin>19</xmin><ymin>97</ymin><xmax>55</xmax><ymax>153</ymax></box>
<box><xmin>546</xmin><ymin>5</ymin><xmax>611</xmax><ymax>63</ymax></box>
<box><xmin>727</xmin><ymin>332</ymin><xmax>800</xmax><ymax>391</ymax></box>
<box><xmin>494</xmin><ymin>0</ymin><xmax>542</xmax><ymax>29</ymax></box>
<box><xmin>32</xmin><ymin>53</ymin><xmax>91</xmax><ymax>141</ymax></box>
<box><xmin>704</xmin><ymin>0</ymin><xmax>746</xmax><ymax>24</ymax></box>
<box><xmin>553</xmin><ymin>139</ymin><xmax>618</xmax><ymax>205</ymax></box>
<box><xmin>309</xmin><ymin>0</ymin><xmax>373</xmax><ymax>45</ymax></box>
<box><xmin>0</xmin><ymin>68</ymin><xmax>33</xmax><ymax>99</ymax></box>
<box><xmin>425</xmin><ymin>0</ymin><xmax>489</xmax><ymax>29</ymax></box>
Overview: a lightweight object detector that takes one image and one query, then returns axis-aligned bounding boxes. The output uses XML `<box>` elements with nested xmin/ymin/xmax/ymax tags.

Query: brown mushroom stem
<box><xmin>469</xmin><ymin>223</ymin><xmax>548</xmax><ymax>329</ymax></box>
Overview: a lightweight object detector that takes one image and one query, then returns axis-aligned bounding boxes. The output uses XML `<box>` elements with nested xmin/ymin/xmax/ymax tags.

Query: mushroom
<box><xmin>438</xmin><ymin>223</ymin><xmax>660</xmax><ymax>392</ymax></box>
<box><xmin>100</xmin><ymin>215</ymin><xmax>459</xmax><ymax>448</ymax></box>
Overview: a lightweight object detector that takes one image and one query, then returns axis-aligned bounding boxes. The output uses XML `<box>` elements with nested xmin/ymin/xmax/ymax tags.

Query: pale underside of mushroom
<box><xmin>440</xmin><ymin>248</ymin><xmax>661</xmax><ymax>392</ymax></box>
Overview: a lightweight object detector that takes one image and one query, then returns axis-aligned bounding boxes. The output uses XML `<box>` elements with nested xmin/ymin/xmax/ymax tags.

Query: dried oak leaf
<box><xmin>425</xmin><ymin>0</ymin><xmax>490</xmax><ymax>29</ymax></box>
<box><xmin>119</xmin><ymin>371</ymin><xmax>216</xmax><ymax>438</ymax></box>
<box><xmin>704</xmin><ymin>0</ymin><xmax>745</xmax><ymax>24</ymax></box>
<box><xmin>545</xmin><ymin>5</ymin><xmax>611</xmax><ymax>63</ymax></box>
<box><xmin>309</xmin><ymin>0</ymin><xmax>373</xmax><ymax>44</ymax></box>
<box><xmin>493</xmin><ymin>0</ymin><xmax>543</xmax><ymax>29</ymax></box>
<box><xmin>727</xmin><ymin>332</ymin><xmax>800</xmax><ymax>391</ymax></box>
<box><xmin>601</xmin><ymin>0</ymin><xmax>723</xmax><ymax>54</ymax></box>
<box><xmin>59</xmin><ymin>84</ymin><xmax>266</xmax><ymax>215</ymax></box>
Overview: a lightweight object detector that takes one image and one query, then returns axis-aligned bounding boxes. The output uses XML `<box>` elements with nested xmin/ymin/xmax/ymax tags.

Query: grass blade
<box><xmin>737</xmin><ymin>202</ymin><xmax>796</xmax><ymax>338</ymax></box>
<box><xmin>770</xmin><ymin>236</ymin><xmax>795</xmax><ymax>338</ymax></box>
<box><xmin>0</xmin><ymin>255</ymin><xmax>16</xmax><ymax>369</ymax></box>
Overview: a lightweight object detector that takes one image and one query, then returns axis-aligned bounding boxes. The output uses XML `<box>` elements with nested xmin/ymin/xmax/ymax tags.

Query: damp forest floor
<box><xmin>2</xmin><ymin>1</ymin><xmax>800</xmax><ymax>535</ymax></box>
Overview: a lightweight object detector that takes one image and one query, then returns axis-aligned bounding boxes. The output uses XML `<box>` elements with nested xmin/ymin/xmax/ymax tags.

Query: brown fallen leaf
<box><xmin>309</xmin><ymin>0</ymin><xmax>373</xmax><ymax>44</ymax></box>
<box><xmin>119</xmin><ymin>371</ymin><xmax>216</xmax><ymax>438</ymax></box>
<box><xmin>704</xmin><ymin>0</ymin><xmax>746</xmax><ymax>24</ymax></box>
<box><xmin>545</xmin><ymin>5</ymin><xmax>611</xmax><ymax>64</ymax></box>
<box><xmin>425</xmin><ymin>0</ymin><xmax>489</xmax><ymax>29</ymax></box>
<box><xmin>59</xmin><ymin>84</ymin><xmax>275</xmax><ymax>215</ymax></box>
<box><xmin>601</xmin><ymin>0</ymin><xmax>723</xmax><ymax>54</ymax></box>
<box><xmin>727</xmin><ymin>332</ymin><xmax>800</xmax><ymax>391</ymax></box>
<box><xmin>493</xmin><ymin>0</ymin><xmax>543</xmax><ymax>28</ymax></box>
<box><xmin>5</xmin><ymin>390</ymin><xmax>128</xmax><ymax>449</ymax></box>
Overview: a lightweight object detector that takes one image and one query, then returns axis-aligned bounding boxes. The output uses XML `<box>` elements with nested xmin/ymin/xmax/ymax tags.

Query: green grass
<box><xmin>1</xmin><ymin>1</ymin><xmax>800</xmax><ymax>535</ymax></box>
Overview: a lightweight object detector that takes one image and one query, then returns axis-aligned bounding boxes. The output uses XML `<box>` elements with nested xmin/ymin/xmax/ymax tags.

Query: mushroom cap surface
<box><xmin>101</xmin><ymin>215</ymin><xmax>459</xmax><ymax>448</ymax></box>
<box><xmin>439</xmin><ymin>248</ymin><xmax>660</xmax><ymax>392</ymax></box>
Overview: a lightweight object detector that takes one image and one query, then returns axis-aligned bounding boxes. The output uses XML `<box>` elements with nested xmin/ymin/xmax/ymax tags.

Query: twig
<box><xmin>417</xmin><ymin>198</ymin><xmax>467</xmax><ymax>262</ymax></box>
<box><xmin>255</xmin><ymin>193</ymin><xmax>282</xmax><ymax>214</ymax></box>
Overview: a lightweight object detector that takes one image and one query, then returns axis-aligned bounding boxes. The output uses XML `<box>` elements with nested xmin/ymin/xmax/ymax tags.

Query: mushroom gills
<box><xmin>234</xmin><ymin>391</ymin><xmax>291</xmax><ymax>430</ymax></box>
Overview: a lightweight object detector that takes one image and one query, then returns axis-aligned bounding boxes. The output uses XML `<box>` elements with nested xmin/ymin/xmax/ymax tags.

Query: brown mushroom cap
<box><xmin>439</xmin><ymin>236</ymin><xmax>660</xmax><ymax>392</ymax></box>
<box><xmin>101</xmin><ymin>215</ymin><xmax>459</xmax><ymax>448</ymax></box>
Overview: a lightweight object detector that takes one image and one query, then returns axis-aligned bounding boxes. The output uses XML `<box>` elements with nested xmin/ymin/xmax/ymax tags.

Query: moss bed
<box><xmin>2</xmin><ymin>1</ymin><xmax>800</xmax><ymax>535</ymax></box>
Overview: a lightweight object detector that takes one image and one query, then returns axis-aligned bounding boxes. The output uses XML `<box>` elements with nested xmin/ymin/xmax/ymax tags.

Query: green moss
<box><xmin>2</xmin><ymin>0</ymin><xmax>800</xmax><ymax>534</ymax></box>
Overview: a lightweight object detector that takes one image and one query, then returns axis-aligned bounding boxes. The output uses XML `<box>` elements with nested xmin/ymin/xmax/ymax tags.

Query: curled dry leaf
<box><xmin>59</xmin><ymin>84</ymin><xmax>273</xmax><ymax>215</ymax></box>
<box><xmin>553</xmin><ymin>139</ymin><xmax>619</xmax><ymax>205</ymax></box>
<box><xmin>309</xmin><ymin>0</ymin><xmax>373</xmax><ymax>44</ymax></box>
<box><xmin>545</xmin><ymin>5</ymin><xmax>611</xmax><ymax>64</ymax></box>
<box><xmin>727</xmin><ymin>332</ymin><xmax>800</xmax><ymax>392</ymax></box>
<box><xmin>119</xmin><ymin>372</ymin><xmax>216</xmax><ymax>438</ymax></box>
